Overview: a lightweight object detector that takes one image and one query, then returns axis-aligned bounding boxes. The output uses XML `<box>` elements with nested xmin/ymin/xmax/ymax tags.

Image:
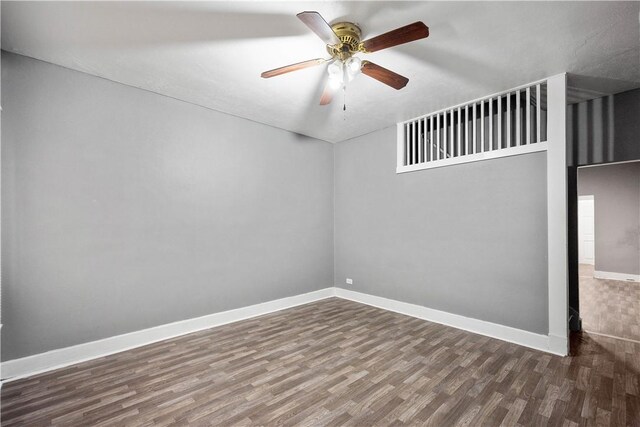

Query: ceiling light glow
<box><xmin>346</xmin><ymin>57</ymin><xmax>362</xmax><ymax>75</ymax></box>
<box><xmin>327</xmin><ymin>60</ymin><xmax>343</xmax><ymax>78</ymax></box>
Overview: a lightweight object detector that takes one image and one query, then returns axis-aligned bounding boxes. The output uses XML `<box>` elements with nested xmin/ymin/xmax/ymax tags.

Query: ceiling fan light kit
<box><xmin>327</xmin><ymin>56</ymin><xmax>362</xmax><ymax>90</ymax></box>
<box><xmin>261</xmin><ymin>11</ymin><xmax>429</xmax><ymax>106</ymax></box>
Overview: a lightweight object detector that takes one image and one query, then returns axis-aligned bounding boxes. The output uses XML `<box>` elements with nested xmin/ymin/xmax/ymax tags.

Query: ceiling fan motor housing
<box><xmin>327</xmin><ymin>22</ymin><xmax>363</xmax><ymax>60</ymax></box>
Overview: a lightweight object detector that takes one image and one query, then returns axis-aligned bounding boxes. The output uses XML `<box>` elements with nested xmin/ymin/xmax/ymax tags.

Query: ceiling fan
<box><xmin>261</xmin><ymin>11</ymin><xmax>429</xmax><ymax>105</ymax></box>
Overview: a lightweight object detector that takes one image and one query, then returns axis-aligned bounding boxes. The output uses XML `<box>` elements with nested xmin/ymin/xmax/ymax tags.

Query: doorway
<box><xmin>578</xmin><ymin>195</ymin><xmax>595</xmax><ymax>266</ymax></box>
<box><xmin>576</xmin><ymin>161</ymin><xmax>640</xmax><ymax>342</ymax></box>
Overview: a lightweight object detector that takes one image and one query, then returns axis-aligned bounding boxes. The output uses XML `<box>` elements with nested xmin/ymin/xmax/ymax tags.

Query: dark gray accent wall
<box><xmin>567</xmin><ymin>88</ymin><xmax>640</xmax><ymax>168</ymax></box>
<box><xmin>1</xmin><ymin>52</ymin><xmax>334</xmax><ymax>361</ymax></box>
<box><xmin>334</xmin><ymin>126</ymin><xmax>549</xmax><ymax>334</ymax></box>
<box><xmin>578</xmin><ymin>162</ymin><xmax>640</xmax><ymax>275</ymax></box>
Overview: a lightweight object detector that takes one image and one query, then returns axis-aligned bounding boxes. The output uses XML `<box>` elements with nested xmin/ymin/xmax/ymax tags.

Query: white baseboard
<box><xmin>594</xmin><ymin>270</ymin><xmax>640</xmax><ymax>283</ymax></box>
<box><xmin>334</xmin><ymin>288</ymin><xmax>567</xmax><ymax>356</ymax></box>
<box><xmin>2</xmin><ymin>285</ymin><xmax>570</xmax><ymax>382</ymax></box>
<box><xmin>548</xmin><ymin>333</ymin><xmax>569</xmax><ymax>355</ymax></box>
<box><xmin>1</xmin><ymin>288</ymin><xmax>336</xmax><ymax>382</ymax></box>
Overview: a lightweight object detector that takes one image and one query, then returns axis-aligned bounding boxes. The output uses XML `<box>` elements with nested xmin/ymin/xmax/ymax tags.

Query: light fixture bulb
<box><xmin>328</xmin><ymin>76</ymin><xmax>342</xmax><ymax>90</ymax></box>
<box><xmin>346</xmin><ymin>57</ymin><xmax>362</xmax><ymax>75</ymax></box>
<box><xmin>327</xmin><ymin>60</ymin><xmax>345</xmax><ymax>88</ymax></box>
<box><xmin>327</xmin><ymin>60</ymin><xmax>343</xmax><ymax>78</ymax></box>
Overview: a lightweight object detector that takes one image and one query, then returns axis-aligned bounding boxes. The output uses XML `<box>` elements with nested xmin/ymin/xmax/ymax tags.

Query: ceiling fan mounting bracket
<box><xmin>326</xmin><ymin>22</ymin><xmax>363</xmax><ymax>60</ymax></box>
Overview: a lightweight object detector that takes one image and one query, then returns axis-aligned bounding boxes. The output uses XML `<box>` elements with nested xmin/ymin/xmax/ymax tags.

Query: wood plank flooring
<box><xmin>2</xmin><ymin>297</ymin><xmax>640</xmax><ymax>426</ymax></box>
<box><xmin>580</xmin><ymin>263</ymin><xmax>640</xmax><ymax>342</ymax></box>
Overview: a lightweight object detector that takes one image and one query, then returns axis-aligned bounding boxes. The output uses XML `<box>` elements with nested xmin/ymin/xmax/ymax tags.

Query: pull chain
<box><xmin>343</xmin><ymin>85</ymin><xmax>347</xmax><ymax>119</ymax></box>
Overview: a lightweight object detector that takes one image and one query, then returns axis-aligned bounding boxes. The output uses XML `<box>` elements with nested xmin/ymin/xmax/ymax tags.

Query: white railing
<box><xmin>397</xmin><ymin>80</ymin><xmax>548</xmax><ymax>173</ymax></box>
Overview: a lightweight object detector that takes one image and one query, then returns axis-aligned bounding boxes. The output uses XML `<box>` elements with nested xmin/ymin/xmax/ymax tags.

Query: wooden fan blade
<box><xmin>261</xmin><ymin>58</ymin><xmax>326</xmax><ymax>78</ymax></box>
<box><xmin>361</xmin><ymin>21</ymin><xmax>429</xmax><ymax>53</ymax></box>
<box><xmin>361</xmin><ymin>61</ymin><xmax>409</xmax><ymax>90</ymax></box>
<box><xmin>320</xmin><ymin>80</ymin><xmax>337</xmax><ymax>105</ymax></box>
<box><xmin>297</xmin><ymin>11</ymin><xmax>341</xmax><ymax>45</ymax></box>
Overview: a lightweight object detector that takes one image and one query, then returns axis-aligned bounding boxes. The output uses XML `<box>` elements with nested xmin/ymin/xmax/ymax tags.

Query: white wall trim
<box><xmin>334</xmin><ymin>288</ymin><xmax>565</xmax><ymax>356</ymax></box>
<box><xmin>2</xmin><ymin>284</ymin><xmax>570</xmax><ymax>383</ymax></box>
<box><xmin>578</xmin><ymin>194</ymin><xmax>595</xmax><ymax>265</ymax></box>
<box><xmin>1</xmin><ymin>288</ymin><xmax>336</xmax><ymax>382</ymax></box>
<box><xmin>548</xmin><ymin>334</ymin><xmax>569</xmax><ymax>355</ymax></box>
<box><xmin>579</xmin><ymin>159</ymin><xmax>640</xmax><ymax>169</ymax></box>
<box><xmin>398</xmin><ymin>76</ymin><xmax>550</xmax><ymax>126</ymax></box>
<box><xmin>594</xmin><ymin>270</ymin><xmax>640</xmax><ymax>283</ymax></box>
<box><xmin>546</xmin><ymin>73</ymin><xmax>569</xmax><ymax>356</ymax></box>
<box><xmin>396</xmin><ymin>142</ymin><xmax>548</xmax><ymax>174</ymax></box>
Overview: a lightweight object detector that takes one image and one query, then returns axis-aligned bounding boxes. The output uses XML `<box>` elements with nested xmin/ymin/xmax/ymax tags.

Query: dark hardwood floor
<box><xmin>2</xmin><ymin>297</ymin><xmax>639</xmax><ymax>426</ymax></box>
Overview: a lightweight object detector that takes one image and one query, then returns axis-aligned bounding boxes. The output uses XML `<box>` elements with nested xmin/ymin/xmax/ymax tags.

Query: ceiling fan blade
<box><xmin>261</xmin><ymin>58</ymin><xmax>326</xmax><ymax>78</ymax></box>
<box><xmin>361</xmin><ymin>61</ymin><xmax>409</xmax><ymax>90</ymax></box>
<box><xmin>297</xmin><ymin>11</ymin><xmax>341</xmax><ymax>45</ymax></box>
<box><xmin>319</xmin><ymin>80</ymin><xmax>337</xmax><ymax>105</ymax></box>
<box><xmin>361</xmin><ymin>21</ymin><xmax>429</xmax><ymax>53</ymax></box>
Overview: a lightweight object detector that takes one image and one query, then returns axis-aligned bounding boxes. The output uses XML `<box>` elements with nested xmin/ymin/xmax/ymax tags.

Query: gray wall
<box><xmin>578</xmin><ymin>162</ymin><xmax>640</xmax><ymax>275</ymax></box>
<box><xmin>1</xmin><ymin>52</ymin><xmax>334</xmax><ymax>361</ymax></box>
<box><xmin>334</xmin><ymin>127</ymin><xmax>549</xmax><ymax>334</ymax></box>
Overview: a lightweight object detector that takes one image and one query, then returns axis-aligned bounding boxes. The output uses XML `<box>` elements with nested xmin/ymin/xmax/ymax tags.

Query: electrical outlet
<box><xmin>346</xmin><ymin>278</ymin><xmax>353</xmax><ymax>285</ymax></box>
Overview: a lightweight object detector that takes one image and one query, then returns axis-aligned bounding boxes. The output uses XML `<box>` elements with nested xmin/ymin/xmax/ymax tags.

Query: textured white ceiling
<box><xmin>2</xmin><ymin>1</ymin><xmax>639</xmax><ymax>143</ymax></box>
